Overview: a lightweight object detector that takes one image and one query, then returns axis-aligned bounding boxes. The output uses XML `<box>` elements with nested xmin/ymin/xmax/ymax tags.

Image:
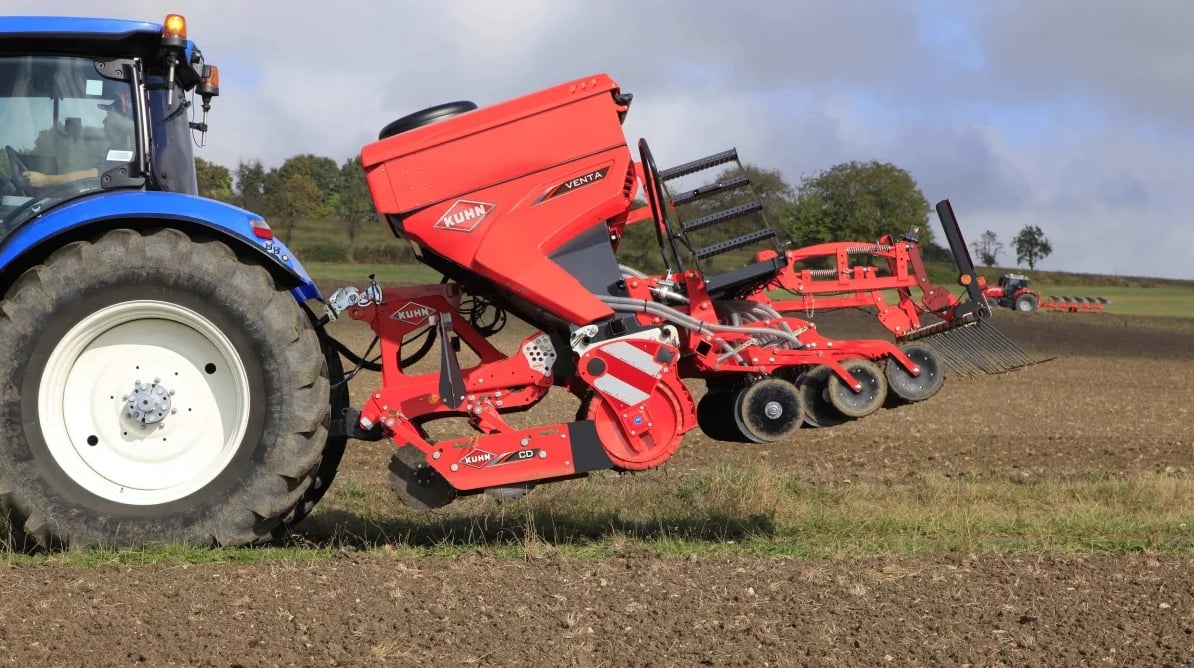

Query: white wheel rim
<box><xmin>39</xmin><ymin>300</ymin><xmax>251</xmax><ymax>505</ymax></box>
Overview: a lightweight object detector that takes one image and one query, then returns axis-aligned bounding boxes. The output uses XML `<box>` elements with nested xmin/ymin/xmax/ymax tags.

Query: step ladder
<box><xmin>637</xmin><ymin>139</ymin><xmax>788</xmax><ymax>299</ymax></box>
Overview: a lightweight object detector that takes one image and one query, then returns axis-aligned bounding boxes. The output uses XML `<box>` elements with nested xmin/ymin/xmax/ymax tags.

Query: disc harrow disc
<box><xmin>697</xmin><ymin>388</ymin><xmax>743</xmax><ymax>442</ymax></box>
<box><xmin>885</xmin><ymin>343</ymin><xmax>945</xmax><ymax>403</ymax></box>
<box><xmin>733</xmin><ymin>377</ymin><xmax>805</xmax><ymax>444</ymax></box>
<box><xmin>826</xmin><ymin>358</ymin><xmax>888</xmax><ymax>419</ymax></box>
<box><xmin>795</xmin><ymin>365</ymin><xmax>850</xmax><ymax>429</ymax></box>
<box><xmin>388</xmin><ymin>445</ymin><xmax>458</xmax><ymax>511</ymax></box>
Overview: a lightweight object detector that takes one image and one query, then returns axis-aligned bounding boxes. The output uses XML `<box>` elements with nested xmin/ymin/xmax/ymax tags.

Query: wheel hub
<box><xmin>125</xmin><ymin>378</ymin><xmax>174</xmax><ymax>424</ymax></box>
<box><xmin>763</xmin><ymin>400</ymin><xmax>783</xmax><ymax>419</ymax></box>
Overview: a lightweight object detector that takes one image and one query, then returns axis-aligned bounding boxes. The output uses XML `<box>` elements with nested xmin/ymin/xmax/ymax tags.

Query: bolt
<box><xmin>520</xmin><ymin>437</ymin><xmax>530</xmax><ymax>446</ymax></box>
<box><xmin>495</xmin><ymin>400</ymin><xmax>503</xmax><ymax>407</ymax></box>
<box><xmin>450</xmin><ymin>464</ymin><xmax>459</xmax><ymax>472</ymax></box>
<box><xmin>432</xmin><ymin>451</ymin><xmax>441</xmax><ymax>460</ymax></box>
<box><xmin>854</xmin><ymin>383</ymin><xmax>862</xmax><ymax>391</ymax></box>
<box><xmin>153</xmin><ymin>377</ymin><xmax>160</xmax><ymax>384</ymax></box>
<box><xmin>169</xmin><ymin>390</ymin><xmax>175</xmax><ymax>396</ymax></box>
<box><xmin>171</xmin><ymin>409</ymin><xmax>177</xmax><ymax>415</ymax></box>
<box><xmin>539</xmin><ymin>450</ymin><xmax>548</xmax><ymax>458</ymax></box>
<box><xmin>495</xmin><ymin>391</ymin><xmax>502</xmax><ymax>398</ymax></box>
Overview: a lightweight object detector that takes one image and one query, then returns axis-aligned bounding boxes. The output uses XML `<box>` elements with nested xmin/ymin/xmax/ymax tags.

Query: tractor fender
<box><xmin>0</xmin><ymin>191</ymin><xmax>321</xmax><ymax>303</ymax></box>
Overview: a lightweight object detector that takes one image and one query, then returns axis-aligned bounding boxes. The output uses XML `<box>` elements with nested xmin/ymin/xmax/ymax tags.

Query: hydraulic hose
<box><xmin>599</xmin><ymin>295</ymin><xmax>805</xmax><ymax>349</ymax></box>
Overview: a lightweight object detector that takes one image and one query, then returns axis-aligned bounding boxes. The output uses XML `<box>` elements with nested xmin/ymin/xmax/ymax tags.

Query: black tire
<box><xmin>1015</xmin><ymin>293</ymin><xmax>1038</xmax><ymax>312</ymax></box>
<box><xmin>275</xmin><ymin>336</ymin><xmax>349</xmax><ymax>536</ymax></box>
<box><xmin>0</xmin><ymin>228</ymin><xmax>330</xmax><ymax>550</ymax></box>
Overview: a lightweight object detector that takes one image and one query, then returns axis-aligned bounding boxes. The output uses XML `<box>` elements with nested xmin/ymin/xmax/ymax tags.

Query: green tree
<box><xmin>336</xmin><ymin>156</ymin><xmax>378</xmax><ymax>244</ymax></box>
<box><xmin>789</xmin><ymin>160</ymin><xmax>933</xmax><ymax>247</ymax></box>
<box><xmin>194</xmin><ymin>157</ymin><xmax>234</xmax><ymax>203</ymax></box>
<box><xmin>232</xmin><ymin>159</ymin><xmax>268</xmax><ymax>216</ymax></box>
<box><xmin>270</xmin><ymin>153</ymin><xmax>343</xmax><ymax>211</ymax></box>
<box><xmin>266</xmin><ymin>173</ymin><xmax>331</xmax><ymax>244</ymax></box>
<box><xmin>1013</xmin><ymin>224</ymin><xmax>1052</xmax><ymax>270</ymax></box>
<box><xmin>970</xmin><ymin>230</ymin><xmax>1004</xmax><ymax>267</ymax></box>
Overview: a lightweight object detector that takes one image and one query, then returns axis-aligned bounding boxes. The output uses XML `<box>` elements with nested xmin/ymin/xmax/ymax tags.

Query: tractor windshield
<box><xmin>0</xmin><ymin>55</ymin><xmax>139</xmax><ymax>232</ymax></box>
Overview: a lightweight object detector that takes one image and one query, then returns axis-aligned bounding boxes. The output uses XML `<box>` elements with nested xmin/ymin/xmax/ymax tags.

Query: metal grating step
<box><xmin>695</xmin><ymin>228</ymin><xmax>778</xmax><ymax>260</ymax></box>
<box><xmin>681</xmin><ymin>200</ymin><xmax>764</xmax><ymax>234</ymax></box>
<box><xmin>658</xmin><ymin>148</ymin><xmax>739</xmax><ymax>182</ymax></box>
<box><xmin>671</xmin><ymin>174</ymin><xmax>751</xmax><ymax>207</ymax></box>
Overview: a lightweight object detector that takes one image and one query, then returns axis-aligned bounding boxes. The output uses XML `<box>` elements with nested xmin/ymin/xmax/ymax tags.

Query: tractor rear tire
<box><xmin>275</xmin><ymin>336</ymin><xmax>349</xmax><ymax>537</ymax></box>
<box><xmin>0</xmin><ymin>229</ymin><xmax>330</xmax><ymax>550</ymax></box>
<box><xmin>1015</xmin><ymin>294</ymin><xmax>1038</xmax><ymax>312</ymax></box>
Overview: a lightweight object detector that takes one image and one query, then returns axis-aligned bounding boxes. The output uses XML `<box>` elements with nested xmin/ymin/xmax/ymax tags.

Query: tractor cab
<box><xmin>0</xmin><ymin>14</ymin><xmax>219</xmax><ymax>235</ymax></box>
<box><xmin>998</xmin><ymin>273</ymin><xmax>1031</xmax><ymax>294</ymax></box>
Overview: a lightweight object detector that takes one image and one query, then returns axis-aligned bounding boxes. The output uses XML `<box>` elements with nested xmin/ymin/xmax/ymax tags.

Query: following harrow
<box><xmin>606</xmin><ymin>151</ymin><xmax>1046</xmax><ymax>379</ymax></box>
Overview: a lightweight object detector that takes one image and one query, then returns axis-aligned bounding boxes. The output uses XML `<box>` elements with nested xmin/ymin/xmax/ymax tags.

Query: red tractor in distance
<box><xmin>983</xmin><ymin>273</ymin><xmax>1111</xmax><ymax>313</ymax></box>
<box><xmin>983</xmin><ymin>273</ymin><xmax>1040</xmax><ymax>312</ymax></box>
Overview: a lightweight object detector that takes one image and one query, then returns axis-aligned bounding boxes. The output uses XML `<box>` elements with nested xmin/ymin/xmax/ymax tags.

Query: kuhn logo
<box><xmin>433</xmin><ymin>199</ymin><xmax>495</xmax><ymax>232</ymax></box>
<box><xmin>391</xmin><ymin>301</ymin><xmax>435</xmax><ymax>326</ymax></box>
<box><xmin>460</xmin><ymin>448</ymin><xmax>495</xmax><ymax>468</ymax></box>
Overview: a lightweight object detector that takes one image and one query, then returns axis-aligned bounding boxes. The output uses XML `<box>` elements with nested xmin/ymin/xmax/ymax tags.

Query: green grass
<box><xmin>303</xmin><ymin>261</ymin><xmax>440</xmax><ymax>286</ymax></box>
<box><xmin>9</xmin><ymin>468</ymin><xmax>1188</xmax><ymax>566</ymax></box>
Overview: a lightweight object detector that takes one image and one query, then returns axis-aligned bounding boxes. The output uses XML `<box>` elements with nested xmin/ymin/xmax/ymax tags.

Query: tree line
<box><xmin>969</xmin><ymin>226</ymin><xmax>1053</xmax><ymax>270</ymax></box>
<box><xmin>194</xmin><ymin>154</ymin><xmax>1051</xmax><ymax>271</ymax></box>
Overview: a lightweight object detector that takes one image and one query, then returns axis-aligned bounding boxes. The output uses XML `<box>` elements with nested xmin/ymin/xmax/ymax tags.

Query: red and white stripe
<box><xmin>590</xmin><ymin>341</ymin><xmax>662</xmax><ymax>407</ymax></box>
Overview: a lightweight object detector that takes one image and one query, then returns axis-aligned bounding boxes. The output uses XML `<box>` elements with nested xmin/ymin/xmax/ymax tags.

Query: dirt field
<box><xmin>2</xmin><ymin>303</ymin><xmax>1193</xmax><ymax>667</ymax></box>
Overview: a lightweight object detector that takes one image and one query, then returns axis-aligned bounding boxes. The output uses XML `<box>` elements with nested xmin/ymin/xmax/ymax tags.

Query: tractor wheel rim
<box><xmin>39</xmin><ymin>300</ymin><xmax>250</xmax><ymax>506</ymax></box>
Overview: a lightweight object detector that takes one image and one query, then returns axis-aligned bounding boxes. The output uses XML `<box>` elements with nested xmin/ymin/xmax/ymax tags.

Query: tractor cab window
<box><xmin>0</xmin><ymin>55</ymin><xmax>139</xmax><ymax>231</ymax></box>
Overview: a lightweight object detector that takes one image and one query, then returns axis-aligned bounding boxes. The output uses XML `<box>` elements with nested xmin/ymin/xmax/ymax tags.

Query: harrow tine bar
<box><xmin>916</xmin><ymin>320</ymin><xmax>1047</xmax><ymax>378</ymax></box>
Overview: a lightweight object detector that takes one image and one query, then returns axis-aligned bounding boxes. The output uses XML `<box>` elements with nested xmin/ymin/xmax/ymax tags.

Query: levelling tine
<box><xmin>919</xmin><ymin>320</ymin><xmax>1046</xmax><ymax>377</ymax></box>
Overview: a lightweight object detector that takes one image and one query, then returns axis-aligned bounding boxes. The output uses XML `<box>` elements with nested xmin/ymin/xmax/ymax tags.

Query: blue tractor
<box><xmin>0</xmin><ymin>14</ymin><xmax>347</xmax><ymax>549</ymax></box>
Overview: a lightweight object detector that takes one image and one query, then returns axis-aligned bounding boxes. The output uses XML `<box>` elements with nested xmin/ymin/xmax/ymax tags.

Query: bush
<box><xmin>350</xmin><ymin>242</ymin><xmax>416</xmax><ymax>264</ymax></box>
<box><xmin>291</xmin><ymin>242</ymin><xmax>349</xmax><ymax>263</ymax></box>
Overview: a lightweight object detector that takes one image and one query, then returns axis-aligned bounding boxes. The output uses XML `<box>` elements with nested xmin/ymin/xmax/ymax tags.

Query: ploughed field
<box><xmin>2</xmin><ymin>303</ymin><xmax>1193</xmax><ymax>666</ymax></box>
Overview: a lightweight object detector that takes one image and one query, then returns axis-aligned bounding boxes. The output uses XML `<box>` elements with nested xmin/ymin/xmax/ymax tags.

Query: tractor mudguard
<box><xmin>0</xmin><ymin>190</ymin><xmax>320</xmax><ymax>303</ymax></box>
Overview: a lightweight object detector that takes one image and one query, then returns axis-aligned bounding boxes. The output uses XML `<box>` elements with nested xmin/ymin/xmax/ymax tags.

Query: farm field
<box><xmin>2</xmin><ymin>284</ymin><xmax>1194</xmax><ymax>666</ymax></box>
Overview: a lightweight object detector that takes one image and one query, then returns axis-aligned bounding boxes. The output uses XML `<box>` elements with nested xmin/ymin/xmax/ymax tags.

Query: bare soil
<box><xmin>2</xmin><ymin>304</ymin><xmax>1193</xmax><ymax>667</ymax></box>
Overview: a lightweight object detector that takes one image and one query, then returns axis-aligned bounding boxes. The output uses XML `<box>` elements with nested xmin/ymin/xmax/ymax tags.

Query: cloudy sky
<box><xmin>19</xmin><ymin>1</ymin><xmax>1194</xmax><ymax>279</ymax></box>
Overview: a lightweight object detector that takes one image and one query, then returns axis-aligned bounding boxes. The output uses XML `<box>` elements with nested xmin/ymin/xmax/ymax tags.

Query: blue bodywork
<box><xmin>0</xmin><ymin>192</ymin><xmax>321</xmax><ymax>303</ymax></box>
<box><xmin>0</xmin><ymin>15</ymin><xmax>323</xmax><ymax>304</ymax></box>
